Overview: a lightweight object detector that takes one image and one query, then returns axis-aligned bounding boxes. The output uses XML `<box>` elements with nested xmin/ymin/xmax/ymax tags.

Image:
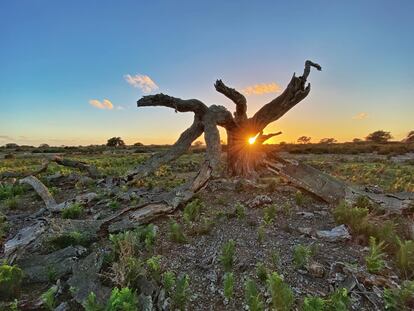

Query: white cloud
<box><xmin>124</xmin><ymin>74</ymin><xmax>159</xmax><ymax>93</ymax></box>
<box><xmin>242</xmin><ymin>82</ymin><xmax>281</xmax><ymax>95</ymax></box>
<box><xmin>352</xmin><ymin>112</ymin><xmax>368</xmax><ymax>120</ymax></box>
<box><xmin>89</xmin><ymin>99</ymin><xmax>114</xmax><ymax>110</ymax></box>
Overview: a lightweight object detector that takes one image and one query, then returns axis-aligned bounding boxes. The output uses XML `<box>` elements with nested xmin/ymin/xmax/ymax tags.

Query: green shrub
<box><xmin>41</xmin><ymin>286</ymin><xmax>57</xmax><ymax>310</ymax></box>
<box><xmin>162</xmin><ymin>271</ymin><xmax>176</xmax><ymax>295</ymax></box>
<box><xmin>0</xmin><ymin>184</ymin><xmax>24</xmax><ymax>201</ymax></box>
<box><xmin>270</xmin><ymin>250</ymin><xmax>280</xmax><ymax>268</ymax></box>
<box><xmin>61</xmin><ymin>203</ymin><xmax>84</xmax><ymax>219</ymax></box>
<box><xmin>365</xmin><ymin>236</ymin><xmax>386</xmax><ymax>273</ymax></box>
<box><xmin>146</xmin><ymin>255</ymin><xmax>162</xmax><ymax>280</ymax></box>
<box><xmin>49</xmin><ymin>231</ymin><xmax>90</xmax><ymax>249</ymax></box>
<box><xmin>244</xmin><ymin>278</ymin><xmax>264</xmax><ymax>311</ymax></box>
<box><xmin>223</xmin><ymin>272</ymin><xmax>234</xmax><ymax>300</ymax></box>
<box><xmin>333</xmin><ymin>201</ymin><xmax>369</xmax><ymax>234</ymax></box>
<box><xmin>263</xmin><ymin>204</ymin><xmax>277</xmax><ymax>224</ymax></box>
<box><xmin>326</xmin><ymin>288</ymin><xmax>350</xmax><ymax>311</ymax></box>
<box><xmin>0</xmin><ymin>212</ymin><xmax>9</xmax><ymax>239</ymax></box>
<box><xmin>256</xmin><ymin>262</ymin><xmax>268</xmax><ymax>282</ymax></box>
<box><xmin>383</xmin><ymin>280</ymin><xmax>414</xmax><ymax>311</ymax></box>
<box><xmin>396</xmin><ymin>239</ymin><xmax>414</xmax><ymax>278</ymax></box>
<box><xmin>85</xmin><ymin>292</ymin><xmax>103</xmax><ymax>311</ymax></box>
<box><xmin>108</xmin><ymin>200</ymin><xmax>121</xmax><ymax>210</ymax></box>
<box><xmin>235</xmin><ymin>202</ymin><xmax>246</xmax><ymax>219</ymax></box>
<box><xmin>105</xmin><ymin>287</ymin><xmax>138</xmax><ymax>311</ymax></box>
<box><xmin>258</xmin><ymin>225</ymin><xmax>265</xmax><ymax>243</ymax></box>
<box><xmin>293</xmin><ymin>244</ymin><xmax>313</xmax><ymax>268</ymax></box>
<box><xmin>302</xmin><ymin>296</ymin><xmax>326</xmax><ymax>311</ymax></box>
<box><xmin>0</xmin><ymin>264</ymin><xmax>24</xmax><ymax>300</ymax></box>
<box><xmin>169</xmin><ymin>221</ymin><xmax>186</xmax><ymax>243</ymax></box>
<box><xmin>219</xmin><ymin>239</ymin><xmax>235</xmax><ymax>272</ymax></box>
<box><xmin>183</xmin><ymin>198</ymin><xmax>204</xmax><ymax>223</ymax></box>
<box><xmin>110</xmin><ymin>224</ymin><xmax>156</xmax><ymax>255</ymax></box>
<box><xmin>172</xmin><ymin>274</ymin><xmax>190</xmax><ymax>310</ymax></box>
<box><xmin>192</xmin><ymin>217</ymin><xmax>214</xmax><ymax>236</ymax></box>
<box><xmin>267</xmin><ymin>272</ymin><xmax>294</xmax><ymax>311</ymax></box>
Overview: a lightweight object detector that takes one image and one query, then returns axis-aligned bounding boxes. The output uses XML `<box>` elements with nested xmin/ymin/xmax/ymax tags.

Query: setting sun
<box><xmin>248</xmin><ymin>133</ymin><xmax>259</xmax><ymax>145</ymax></box>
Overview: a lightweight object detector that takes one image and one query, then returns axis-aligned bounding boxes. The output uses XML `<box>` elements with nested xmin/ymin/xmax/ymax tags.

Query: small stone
<box><xmin>247</xmin><ymin>195</ymin><xmax>272</xmax><ymax>208</ymax></box>
<box><xmin>307</xmin><ymin>262</ymin><xmax>325</xmax><ymax>278</ymax></box>
<box><xmin>316</xmin><ymin>225</ymin><xmax>351</xmax><ymax>242</ymax></box>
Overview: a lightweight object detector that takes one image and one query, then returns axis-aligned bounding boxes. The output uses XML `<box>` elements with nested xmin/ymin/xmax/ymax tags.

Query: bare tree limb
<box><xmin>214</xmin><ymin>79</ymin><xmax>247</xmax><ymax>123</ymax></box>
<box><xmin>256</xmin><ymin>131</ymin><xmax>282</xmax><ymax>144</ymax></box>
<box><xmin>50</xmin><ymin>156</ymin><xmax>100</xmax><ymax>178</ymax></box>
<box><xmin>250</xmin><ymin>60</ymin><xmax>321</xmax><ymax>133</ymax></box>
<box><xmin>19</xmin><ymin>176</ymin><xmax>56</xmax><ymax>209</ymax></box>
<box><xmin>126</xmin><ymin>117</ymin><xmax>204</xmax><ymax>180</ymax></box>
<box><xmin>138</xmin><ymin>93</ymin><xmax>208</xmax><ymax>115</ymax></box>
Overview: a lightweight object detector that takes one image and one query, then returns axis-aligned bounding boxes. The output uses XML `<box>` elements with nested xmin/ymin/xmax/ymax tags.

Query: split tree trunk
<box><xmin>126</xmin><ymin>60</ymin><xmax>321</xmax><ymax>180</ymax></box>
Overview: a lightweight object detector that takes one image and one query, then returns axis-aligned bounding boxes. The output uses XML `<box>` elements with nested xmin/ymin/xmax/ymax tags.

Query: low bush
<box><xmin>0</xmin><ymin>264</ymin><xmax>24</xmax><ymax>300</ymax></box>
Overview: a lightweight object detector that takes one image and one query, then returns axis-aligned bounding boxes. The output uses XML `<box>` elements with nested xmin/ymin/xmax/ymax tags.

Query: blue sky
<box><xmin>1</xmin><ymin>0</ymin><xmax>413</xmax><ymax>145</ymax></box>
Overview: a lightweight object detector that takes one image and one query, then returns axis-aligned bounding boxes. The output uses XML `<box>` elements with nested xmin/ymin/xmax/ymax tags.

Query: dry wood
<box><xmin>19</xmin><ymin>176</ymin><xmax>57</xmax><ymax>209</ymax></box>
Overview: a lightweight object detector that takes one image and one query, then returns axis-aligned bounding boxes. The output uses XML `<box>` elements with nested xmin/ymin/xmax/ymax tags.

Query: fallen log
<box><xmin>19</xmin><ymin>176</ymin><xmax>57</xmax><ymax>209</ymax></box>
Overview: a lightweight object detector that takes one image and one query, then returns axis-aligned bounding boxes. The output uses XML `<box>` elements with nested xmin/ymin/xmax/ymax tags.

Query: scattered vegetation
<box><xmin>162</xmin><ymin>271</ymin><xmax>176</xmax><ymax>295</ymax></box>
<box><xmin>244</xmin><ymin>278</ymin><xmax>264</xmax><ymax>311</ymax></box>
<box><xmin>267</xmin><ymin>272</ymin><xmax>294</xmax><ymax>311</ymax></box>
<box><xmin>293</xmin><ymin>244</ymin><xmax>313</xmax><ymax>268</ymax></box>
<box><xmin>219</xmin><ymin>239</ymin><xmax>235</xmax><ymax>272</ymax></box>
<box><xmin>383</xmin><ymin>280</ymin><xmax>414</xmax><ymax>311</ymax></box>
<box><xmin>172</xmin><ymin>274</ymin><xmax>190</xmax><ymax>310</ymax></box>
<box><xmin>396</xmin><ymin>239</ymin><xmax>414</xmax><ymax>278</ymax></box>
<box><xmin>235</xmin><ymin>202</ymin><xmax>246</xmax><ymax>219</ymax></box>
<box><xmin>256</xmin><ymin>262</ymin><xmax>268</xmax><ymax>282</ymax></box>
<box><xmin>0</xmin><ymin>212</ymin><xmax>9</xmax><ymax>240</ymax></box>
<box><xmin>0</xmin><ymin>264</ymin><xmax>24</xmax><ymax>300</ymax></box>
<box><xmin>41</xmin><ymin>286</ymin><xmax>57</xmax><ymax>310</ymax></box>
<box><xmin>106</xmin><ymin>287</ymin><xmax>138</xmax><ymax>311</ymax></box>
<box><xmin>263</xmin><ymin>204</ymin><xmax>277</xmax><ymax>224</ymax></box>
<box><xmin>49</xmin><ymin>231</ymin><xmax>91</xmax><ymax>249</ymax></box>
<box><xmin>61</xmin><ymin>202</ymin><xmax>84</xmax><ymax>219</ymax></box>
<box><xmin>223</xmin><ymin>272</ymin><xmax>234</xmax><ymax>300</ymax></box>
<box><xmin>183</xmin><ymin>198</ymin><xmax>204</xmax><ymax>223</ymax></box>
<box><xmin>257</xmin><ymin>225</ymin><xmax>265</xmax><ymax>243</ymax></box>
<box><xmin>302</xmin><ymin>288</ymin><xmax>350</xmax><ymax>311</ymax></box>
<box><xmin>365</xmin><ymin>236</ymin><xmax>386</xmax><ymax>273</ymax></box>
<box><xmin>169</xmin><ymin>221</ymin><xmax>186</xmax><ymax>243</ymax></box>
<box><xmin>84</xmin><ymin>292</ymin><xmax>102</xmax><ymax>311</ymax></box>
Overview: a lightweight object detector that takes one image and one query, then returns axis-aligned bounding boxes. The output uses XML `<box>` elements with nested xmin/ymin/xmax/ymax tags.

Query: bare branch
<box><xmin>20</xmin><ymin>176</ymin><xmax>56</xmax><ymax>209</ymax></box>
<box><xmin>50</xmin><ymin>156</ymin><xmax>100</xmax><ymax>178</ymax></box>
<box><xmin>256</xmin><ymin>131</ymin><xmax>282</xmax><ymax>144</ymax></box>
<box><xmin>125</xmin><ymin>117</ymin><xmax>204</xmax><ymax>180</ymax></box>
<box><xmin>138</xmin><ymin>93</ymin><xmax>208</xmax><ymax>115</ymax></box>
<box><xmin>250</xmin><ymin>60</ymin><xmax>321</xmax><ymax>132</ymax></box>
<box><xmin>214</xmin><ymin>79</ymin><xmax>247</xmax><ymax>123</ymax></box>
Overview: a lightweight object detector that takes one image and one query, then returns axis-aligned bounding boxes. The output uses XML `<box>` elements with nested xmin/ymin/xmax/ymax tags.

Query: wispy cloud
<box><xmin>124</xmin><ymin>74</ymin><xmax>159</xmax><ymax>93</ymax></box>
<box><xmin>352</xmin><ymin>112</ymin><xmax>368</xmax><ymax>120</ymax></box>
<box><xmin>0</xmin><ymin>135</ymin><xmax>12</xmax><ymax>141</ymax></box>
<box><xmin>242</xmin><ymin>82</ymin><xmax>281</xmax><ymax>95</ymax></box>
<box><xmin>89</xmin><ymin>99</ymin><xmax>114</xmax><ymax>110</ymax></box>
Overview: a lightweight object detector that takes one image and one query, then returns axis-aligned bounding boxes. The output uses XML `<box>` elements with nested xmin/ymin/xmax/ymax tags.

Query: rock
<box><xmin>68</xmin><ymin>250</ymin><xmax>111</xmax><ymax>306</ymax></box>
<box><xmin>307</xmin><ymin>262</ymin><xmax>325</xmax><ymax>278</ymax></box>
<box><xmin>247</xmin><ymin>195</ymin><xmax>272</xmax><ymax>208</ymax></box>
<box><xmin>297</xmin><ymin>227</ymin><xmax>313</xmax><ymax>236</ymax></box>
<box><xmin>296</xmin><ymin>211</ymin><xmax>314</xmax><ymax>219</ymax></box>
<box><xmin>17</xmin><ymin>246</ymin><xmax>87</xmax><ymax>283</ymax></box>
<box><xmin>316</xmin><ymin>225</ymin><xmax>351</xmax><ymax>242</ymax></box>
<box><xmin>54</xmin><ymin>302</ymin><xmax>69</xmax><ymax>311</ymax></box>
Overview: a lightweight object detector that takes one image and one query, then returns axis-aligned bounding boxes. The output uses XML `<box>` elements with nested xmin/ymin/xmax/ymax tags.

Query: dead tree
<box><xmin>126</xmin><ymin>60</ymin><xmax>321</xmax><ymax>179</ymax></box>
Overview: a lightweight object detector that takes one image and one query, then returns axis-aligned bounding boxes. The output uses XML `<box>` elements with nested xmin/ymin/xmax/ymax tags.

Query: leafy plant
<box><xmin>85</xmin><ymin>292</ymin><xmax>103</xmax><ymax>311</ymax></box>
<box><xmin>162</xmin><ymin>271</ymin><xmax>176</xmax><ymax>295</ymax></box>
<box><xmin>235</xmin><ymin>202</ymin><xmax>246</xmax><ymax>219</ymax></box>
<box><xmin>41</xmin><ymin>286</ymin><xmax>57</xmax><ymax>310</ymax></box>
<box><xmin>365</xmin><ymin>236</ymin><xmax>386</xmax><ymax>273</ymax></box>
<box><xmin>169</xmin><ymin>221</ymin><xmax>186</xmax><ymax>243</ymax></box>
<box><xmin>326</xmin><ymin>288</ymin><xmax>350</xmax><ymax>311</ymax></box>
<box><xmin>333</xmin><ymin>201</ymin><xmax>369</xmax><ymax>234</ymax></box>
<box><xmin>256</xmin><ymin>262</ymin><xmax>268</xmax><ymax>282</ymax></box>
<box><xmin>270</xmin><ymin>250</ymin><xmax>280</xmax><ymax>268</ymax></box>
<box><xmin>0</xmin><ymin>264</ymin><xmax>24</xmax><ymax>300</ymax></box>
<box><xmin>258</xmin><ymin>225</ymin><xmax>265</xmax><ymax>243</ymax></box>
<box><xmin>172</xmin><ymin>274</ymin><xmax>190</xmax><ymax>310</ymax></box>
<box><xmin>61</xmin><ymin>203</ymin><xmax>84</xmax><ymax>219</ymax></box>
<box><xmin>105</xmin><ymin>287</ymin><xmax>138</xmax><ymax>311</ymax></box>
<box><xmin>0</xmin><ymin>184</ymin><xmax>24</xmax><ymax>201</ymax></box>
<box><xmin>244</xmin><ymin>278</ymin><xmax>264</xmax><ymax>311</ymax></box>
<box><xmin>146</xmin><ymin>255</ymin><xmax>162</xmax><ymax>280</ymax></box>
<box><xmin>263</xmin><ymin>204</ymin><xmax>277</xmax><ymax>224</ymax></box>
<box><xmin>183</xmin><ymin>198</ymin><xmax>204</xmax><ymax>223</ymax></box>
<box><xmin>293</xmin><ymin>244</ymin><xmax>313</xmax><ymax>268</ymax></box>
<box><xmin>302</xmin><ymin>296</ymin><xmax>326</xmax><ymax>311</ymax></box>
<box><xmin>49</xmin><ymin>231</ymin><xmax>90</xmax><ymax>249</ymax></box>
<box><xmin>108</xmin><ymin>200</ymin><xmax>121</xmax><ymax>210</ymax></box>
<box><xmin>396</xmin><ymin>239</ymin><xmax>414</xmax><ymax>278</ymax></box>
<box><xmin>267</xmin><ymin>272</ymin><xmax>294</xmax><ymax>311</ymax></box>
<box><xmin>383</xmin><ymin>280</ymin><xmax>414</xmax><ymax>311</ymax></box>
<box><xmin>219</xmin><ymin>239</ymin><xmax>235</xmax><ymax>272</ymax></box>
<box><xmin>223</xmin><ymin>272</ymin><xmax>234</xmax><ymax>300</ymax></box>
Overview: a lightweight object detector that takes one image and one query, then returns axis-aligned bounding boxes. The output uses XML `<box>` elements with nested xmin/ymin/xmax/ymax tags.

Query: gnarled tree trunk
<box><xmin>126</xmin><ymin>60</ymin><xmax>321</xmax><ymax>180</ymax></box>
